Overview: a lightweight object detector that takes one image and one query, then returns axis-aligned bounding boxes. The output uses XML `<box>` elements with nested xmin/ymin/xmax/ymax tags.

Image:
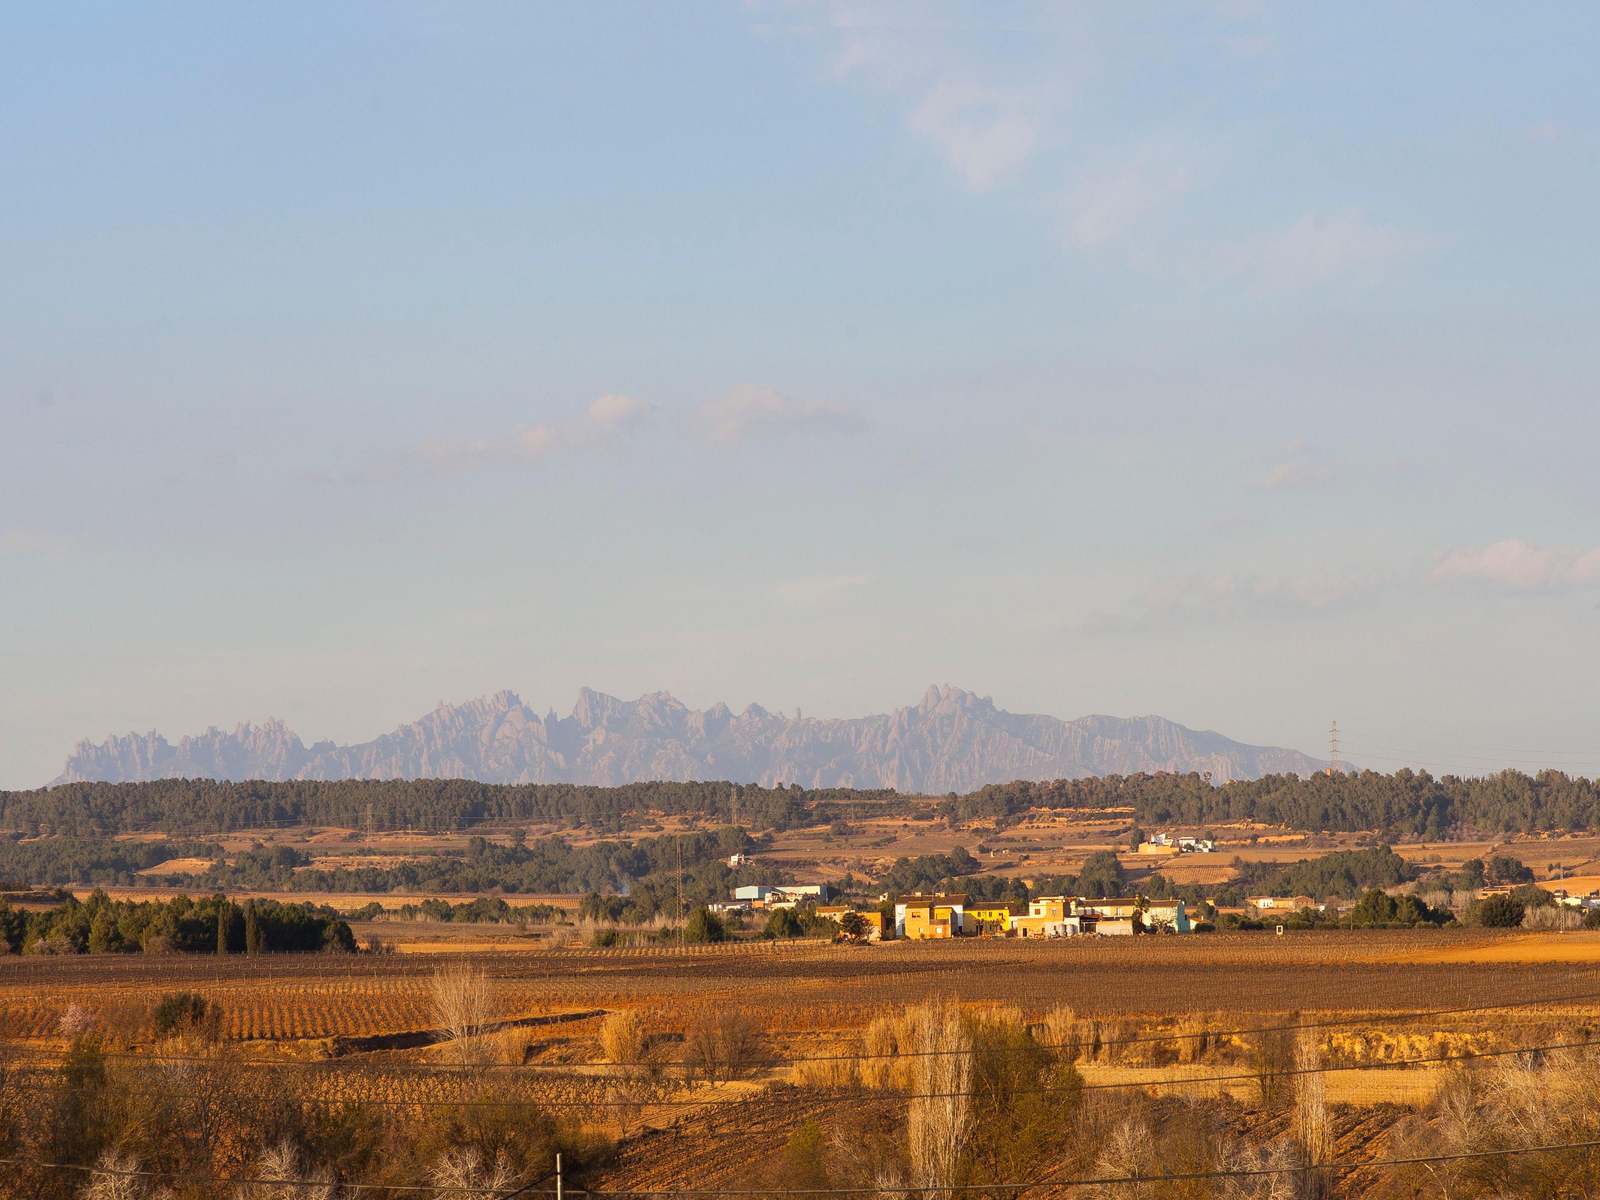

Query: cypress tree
<box><xmin>244</xmin><ymin>902</ymin><xmax>261</xmax><ymax>955</ymax></box>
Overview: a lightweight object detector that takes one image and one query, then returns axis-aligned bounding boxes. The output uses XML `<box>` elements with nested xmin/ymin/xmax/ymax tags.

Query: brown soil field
<box><xmin>3</xmin><ymin>931</ymin><xmax>1593</xmax><ymax>1197</ymax></box>
<box><xmin>3</xmin><ymin>931</ymin><xmax>1594</xmax><ymax>1044</ymax></box>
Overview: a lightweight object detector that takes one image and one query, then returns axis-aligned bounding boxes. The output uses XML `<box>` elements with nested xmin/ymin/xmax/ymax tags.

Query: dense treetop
<box><xmin>0</xmin><ymin>779</ymin><xmax>893</xmax><ymax>836</ymax></box>
<box><xmin>944</xmin><ymin>768</ymin><xmax>1600</xmax><ymax>836</ymax></box>
<box><xmin>6</xmin><ymin>769</ymin><xmax>1600</xmax><ymax>839</ymax></box>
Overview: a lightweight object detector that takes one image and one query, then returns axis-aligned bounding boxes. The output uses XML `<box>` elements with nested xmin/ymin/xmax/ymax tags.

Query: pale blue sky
<box><xmin>3</xmin><ymin>2</ymin><xmax>1598</xmax><ymax>786</ymax></box>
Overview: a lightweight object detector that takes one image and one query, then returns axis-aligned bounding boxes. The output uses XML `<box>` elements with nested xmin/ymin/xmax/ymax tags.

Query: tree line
<box><xmin>1</xmin><ymin>891</ymin><xmax>355</xmax><ymax>955</ymax></box>
<box><xmin>0</xmin><ymin>778</ymin><xmax>897</xmax><ymax>837</ymax></box>
<box><xmin>11</xmin><ymin>767</ymin><xmax>1600</xmax><ymax>840</ymax></box>
<box><xmin>944</xmin><ymin>767</ymin><xmax>1600</xmax><ymax>836</ymax></box>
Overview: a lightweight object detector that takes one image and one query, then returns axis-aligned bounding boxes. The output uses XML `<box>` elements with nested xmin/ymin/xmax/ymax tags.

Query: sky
<box><xmin>3</xmin><ymin>2</ymin><xmax>1599</xmax><ymax>787</ymax></box>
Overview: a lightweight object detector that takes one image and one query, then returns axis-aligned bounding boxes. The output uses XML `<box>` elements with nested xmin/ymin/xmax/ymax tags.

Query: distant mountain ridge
<box><xmin>51</xmin><ymin>686</ymin><xmax>1327</xmax><ymax>790</ymax></box>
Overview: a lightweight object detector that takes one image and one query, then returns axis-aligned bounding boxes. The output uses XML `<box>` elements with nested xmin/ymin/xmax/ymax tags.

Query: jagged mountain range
<box><xmin>49</xmin><ymin>687</ymin><xmax>1327</xmax><ymax>791</ymax></box>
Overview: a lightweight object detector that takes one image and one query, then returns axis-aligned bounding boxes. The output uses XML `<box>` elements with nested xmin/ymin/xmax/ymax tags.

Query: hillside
<box><xmin>53</xmin><ymin>685</ymin><xmax>1327</xmax><ymax>790</ymax></box>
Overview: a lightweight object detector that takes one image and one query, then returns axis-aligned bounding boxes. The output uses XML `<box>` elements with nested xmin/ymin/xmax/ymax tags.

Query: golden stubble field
<box><xmin>4</xmin><ymin>931</ymin><xmax>1597</xmax><ymax>1194</ymax></box>
<box><xmin>3</xmin><ymin>929</ymin><xmax>1595</xmax><ymax>1053</ymax></box>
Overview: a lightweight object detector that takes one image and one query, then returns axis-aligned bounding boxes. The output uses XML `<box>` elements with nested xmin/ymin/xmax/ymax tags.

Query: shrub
<box><xmin>598</xmin><ymin>1010</ymin><xmax>649</xmax><ymax>1077</ymax></box>
<box><xmin>1472</xmin><ymin>894</ymin><xmax>1526</xmax><ymax>928</ymax></box>
<box><xmin>684</xmin><ymin>1009</ymin><xmax>765</xmax><ymax>1082</ymax></box>
<box><xmin>775</xmin><ymin>1120</ymin><xmax>831</xmax><ymax>1189</ymax></box>
<box><xmin>762</xmin><ymin>908</ymin><xmax>803</xmax><ymax>939</ymax></box>
<box><xmin>152</xmin><ymin>992</ymin><xmax>209</xmax><ymax>1036</ymax></box>
<box><xmin>683</xmin><ymin>907</ymin><xmax>725</xmax><ymax>945</ymax></box>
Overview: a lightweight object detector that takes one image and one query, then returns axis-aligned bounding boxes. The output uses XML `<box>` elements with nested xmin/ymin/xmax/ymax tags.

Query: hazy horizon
<box><xmin>4</xmin><ymin>4</ymin><xmax>1599</xmax><ymax>787</ymax></box>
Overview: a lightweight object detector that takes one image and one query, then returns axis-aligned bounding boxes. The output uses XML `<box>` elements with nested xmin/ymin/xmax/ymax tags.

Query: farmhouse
<box><xmin>965</xmin><ymin>901</ymin><xmax>1025</xmax><ymax>935</ymax></box>
<box><xmin>1137</xmin><ymin>832</ymin><xmax>1215</xmax><ymax>855</ymax></box>
<box><xmin>816</xmin><ymin>905</ymin><xmax>884</xmax><ymax>940</ymax></box>
<box><xmin>895</xmin><ymin>892</ymin><xmax>969</xmax><ymax>939</ymax></box>
<box><xmin>1143</xmin><ymin>899</ymin><xmax>1192</xmax><ymax>933</ymax></box>
<box><xmin>1245</xmin><ymin>895</ymin><xmax>1318</xmax><ymax>914</ymax></box>
<box><xmin>1010</xmin><ymin>896</ymin><xmax>1084</xmax><ymax>938</ymax></box>
<box><xmin>1135</xmin><ymin>840</ymin><xmax>1179</xmax><ymax>857</ymax></box>
<box><xmin>1073</xmin><ymin>897</ymin><xmax>1142</xmax><ymax>920</ymax></box>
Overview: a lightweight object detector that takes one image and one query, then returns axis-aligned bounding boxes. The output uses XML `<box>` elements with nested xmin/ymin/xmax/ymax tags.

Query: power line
<box><xmin>574</xmin><ymin>1137</ymin><xmax>1600</xmax><ymax>1196</ymax></box>
<box><xmin>0</xmin><ymin>1153</ymin><xmax>540</xmax><ymax>1195</ymax></box>
<box><xmin>12</xmin><ymin>1129</ymin><xmax>1600</xmax><ymax>1197</ymax></box>
<box><xmin>7</xmin><ymin>1033</ymin><xmax>1600</xmax><ymax>1111</ymax></box>
<box><xmin>10</xmin><ymin>985</ymin><xmax>1598</xmax><ymax>1073</ymax></box>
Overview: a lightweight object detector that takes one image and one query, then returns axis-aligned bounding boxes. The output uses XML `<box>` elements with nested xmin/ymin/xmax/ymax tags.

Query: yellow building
<box><xmin>816</xmin><ymin>905</ymin><xmax>884</xmax><ymax>940</ymax></box>
<box><xmin>965</xmin><ymin>901</ymin><xmax>1024</xmax><ymax>935</ymax></box>
<box><xmin>1010</xmin><ymin>895</ymin><xmax>1080</xmax><ymax>938</ymax></box>
<box><xmin>895</xmin><ymin>893</ymin><xmax>969</xmax><ymax>939</ymax></box>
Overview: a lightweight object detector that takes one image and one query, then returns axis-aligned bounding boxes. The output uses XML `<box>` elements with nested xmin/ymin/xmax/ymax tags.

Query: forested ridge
<box><xmin>6</xmin><ymin>768</ymin><xmax>1600</xmax><ymax>837</ymax></box>
<box><xmin>0</xmin><ymin>828</ymin><xmax>758</xmax><ymax>894</ymax></box>
<box><xmin>946</xmin><ymin>768</ymin><xmax>1600</xmax><ymax>836</ymax></box>
<box><xmin>0</xmin><ymin>778</ymin><xmax>891</xmax><ymax>836</ymax></box>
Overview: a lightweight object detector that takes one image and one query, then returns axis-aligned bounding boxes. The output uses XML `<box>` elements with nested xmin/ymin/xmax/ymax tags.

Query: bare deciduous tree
<box><xmin>1091</xmin><ymin>1112</ymin><xmax>1153</xmax><ymax>1200</ymax></box>
<box><xmin>430</xmin><ymin>964</ymin><xmax>492</xmax><ymax>1072</ymax></box>
<box><xmin>684</xmin><ymin>1008</ymin><xmax>767</xmax><ymax>1084</ymax></box>
<box><xmin>906</xmin><ymin>1000</ymin><xmax>972</xmax><ymax>1194</ymax></box>
<box><xmin>428</xmin><ymin>1146</ymin><xmax>516</xmax><ymax>1200</ymax></box>
<box><xmin>83</xmin><ymin>1150</ymin><xmax>148</xmax><ymax>1200</ymax></box>
<box><xmin>234</xmin><ymin>1142</ymin><xmax>333</xmax><ymax>1200</ymax></box>
<box><xmin>1292</xmin><ymin>1029</ymin><xmax>1331</xmax><ymax>1199</ymax></box>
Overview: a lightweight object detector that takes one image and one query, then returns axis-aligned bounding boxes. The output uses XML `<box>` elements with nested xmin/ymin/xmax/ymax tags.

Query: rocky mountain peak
<box><xmin>52</xmin><ymin>687</ymin><xmax>1328</xmax><ymax>789</ymax></box>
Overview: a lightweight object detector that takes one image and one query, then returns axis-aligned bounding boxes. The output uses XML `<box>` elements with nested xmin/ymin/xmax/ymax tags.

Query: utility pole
<box><xmin>676</xmin><ymin>834</ymin><xmax>685</xmax><ymax>947</ymax></box>
<box><xmin>555</xmin><ymin>1152</ymin><xmax>562</xmax><ymax>1200</ymax></box>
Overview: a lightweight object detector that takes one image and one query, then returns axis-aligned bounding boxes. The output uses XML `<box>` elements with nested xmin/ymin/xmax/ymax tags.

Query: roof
<box><xmin>1078</xmin><ymin>897</ymin><xmax>1142</xmax><ymax>907</ymax></box>
<box><xmin>897</xmin><ymin>893</ymin><xmax>970</xmax><ymax>906</ymax></box>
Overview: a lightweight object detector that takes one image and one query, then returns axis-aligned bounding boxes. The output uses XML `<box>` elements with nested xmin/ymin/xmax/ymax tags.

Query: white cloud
<box><xmin>400</xmin><ymin>393</ymin><xmax>651</xmax><ymax>476</ymax></box>
<box><xmin>698</xmin><ymin>386</ymin><xmax>861</xmax><ymax>444</ymax></box>
<box><xmin>795</xmin><ymin>1</ymin><xmax>1064</xmax><ymax>192</ymax></box>
<box><xmin>775</xmin><ymin>574</ymin><xmax>870</xmax><ymax>606</ymax></box>
<box><xmin>908</xmin><ymin>78</ymin><xmax>1040</xmax><ymax>191</ymax></box>
<box><xmin>585</xmin><ymin>392</ymin><xmax>649</xmax><ymax>431</ymax></box>
<box><xmin>1432</xmin><ymin>539</ymin><xmax>1600</xmax><ymax>592</ymax></box>
<box><xmin>1061</xmin><ymin>138</ymin><xmax>1207</xmax><ymax>251</ymax></box>
<box><xmin>1216</xmin><ymin>210</ymin><xmax>1434</xmax><ymax>291</ymax></box>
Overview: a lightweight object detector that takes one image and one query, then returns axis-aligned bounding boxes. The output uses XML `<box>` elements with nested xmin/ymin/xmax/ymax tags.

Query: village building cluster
<box><xmin>890</xmin><ymin>892</ymin><xmax>1191</xmax><ymax>938</ymax></box>
<box><xmin>714</xmin><ymin>885</ymin><xmax>1193</xmax><ymax>940</ymax></box>
<box><xmin>1134</xmin><ymin>832</ymin><xmax>1215</xmax><ymax>855</ymax></box>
